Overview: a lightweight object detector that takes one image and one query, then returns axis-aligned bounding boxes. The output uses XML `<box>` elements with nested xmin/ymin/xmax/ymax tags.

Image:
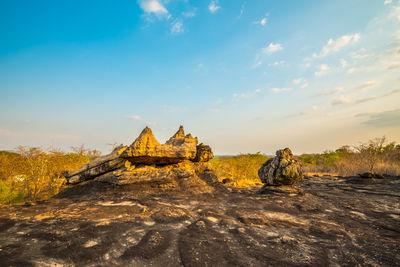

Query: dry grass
<box><xmin>208</xmin><ymin>153</ymin><xmax>268</xmax><ymax>188</ymax></box>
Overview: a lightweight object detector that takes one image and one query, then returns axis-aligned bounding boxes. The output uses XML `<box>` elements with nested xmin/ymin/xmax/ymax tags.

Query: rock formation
<box><xmin>120</xmin><ymin>126</ymin><xmax>198</xmax><ymax>165</ymax></box>
<box><xmin>64</xmin><ymin>126</ymin><xmax>214</xmax><ymax>185</ymax></box>
<box><xmin>194</xmin><ymin>143</ymin><xmax>214</xmax><ymax>162</ymax></box>
<box><xmin>258</xmin><ymin>148</ymin><xmax>303</xmax><ymax>186</ymax></box>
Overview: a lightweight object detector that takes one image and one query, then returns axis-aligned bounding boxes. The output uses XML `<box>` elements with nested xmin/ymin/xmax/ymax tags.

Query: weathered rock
<box><xmin>258</xmin><ymin>148</ymin><xmax>303</xmax><ymax>186</ymax></box>
<box><xmin>120</xmin><ymin>126</ymin><xmax>198</xmax><ymax>165</ymax></box>
<box><xmin>193</xmin><ymin>143</ymin><xmax>214</xmax><ymax>162</ymax></box>
<box><xmin>95</xmin><ymin>161</ymin><xmax>195</xmax><ymax>185</ymax></box>
<box><xmin>358</xmin><ymin>172</ymin><xmax>385</xmax><ymax>179</ymax></box>
<box><xmin>66</xmin><ymin>145</ymin><xmax>127</xmax><ymax>184</ymax></box>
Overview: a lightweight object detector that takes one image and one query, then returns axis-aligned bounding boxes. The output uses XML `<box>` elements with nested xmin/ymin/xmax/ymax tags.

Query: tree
<box><xmin>354</xmin><ymin>136</ymin><xmax>386</xmax><ymax>173</ymax></box>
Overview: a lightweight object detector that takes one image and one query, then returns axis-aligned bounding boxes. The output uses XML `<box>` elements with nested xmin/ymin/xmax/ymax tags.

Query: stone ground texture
<box><xmin>0</xmin><ymin>175</ymin><xmax>399</xmax><ymax>266</ymax></box>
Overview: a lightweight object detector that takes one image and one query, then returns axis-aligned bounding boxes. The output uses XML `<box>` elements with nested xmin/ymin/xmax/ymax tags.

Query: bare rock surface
<box><xmin>1</xmin><ymin>175</ymin><xmax>399</xmax><ymax>266</ymax></box>
<box><xmin>258</xmin><ymin>148</ymin><xmax>304</xmax><ymax>186</ymax></box>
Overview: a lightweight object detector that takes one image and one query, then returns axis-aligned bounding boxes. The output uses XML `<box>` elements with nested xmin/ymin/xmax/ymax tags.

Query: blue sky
<box><xmin>1</xmin><ymin>0</ymin><xmax>399</xmax><ymax>155</ymax></box>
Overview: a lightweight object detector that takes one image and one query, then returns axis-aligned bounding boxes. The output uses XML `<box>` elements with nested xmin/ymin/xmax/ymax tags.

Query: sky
<box><xmin>0</xmin><ymin>0</ymin><xmax>400</xmax><ymax>155</ymax></box>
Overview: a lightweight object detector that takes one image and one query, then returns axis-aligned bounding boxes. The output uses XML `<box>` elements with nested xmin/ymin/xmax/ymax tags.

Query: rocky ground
<box><xmin>0</xmin><ymin>174</ymin><xmax>399</xmax><ymax>266</ymax></box>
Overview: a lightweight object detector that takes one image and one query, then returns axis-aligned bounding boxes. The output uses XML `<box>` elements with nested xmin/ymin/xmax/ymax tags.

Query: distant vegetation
<box><xmin>1</xmin><ymin>137</ymin><xmax>399</xmax><ymax>204</ymax></box>
<box><xmin>298</xmin><ymin>137</ymin><xmax>400</xmax><ymax>176</ymax></box>
<box><xmin>0</xmin><ymin>145</ymin><xmax>100</xmax><ymax>205</ymax></box>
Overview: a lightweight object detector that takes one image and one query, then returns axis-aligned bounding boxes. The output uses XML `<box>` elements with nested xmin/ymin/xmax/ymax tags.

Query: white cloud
<box><xmin>384</xmin><ymin>0</ymin><xmax>392</xmax><ymax>5</ymax></box>
<box><xmin>254</xmin><ymin>17</ymin><xmax>268</xmax><ymax>26</ymax></box>
<box><xmin>292</xmin><ymin>78</ymin><xmax>305</xmax><ymax>85</ymax></box>
<box><xmin>262</xmin><ymin>42</ymin><xmax>283</xmax><ymax>54</ymax></box>
<box><xmin>233</xmin><ymin>89</ymin><xmax>262</xmax><ymax>101</ymax></box>
<box><xmin>125</xmin><ymin>115</ymin><xmax>142</xmax><ymax>120</ymax></box>
<box><xmin>171</xmin><ymin>20</ymin><xmax>184</xmax><ymax>34</ymax></box>
<box><xmin>340</xmin><ymin>58</ymin><xmax>348</xmax><ymax>68</ymax></box>
<box><xmin>292</xmin><ymin>78</ymin><xmax>309</xmax><ymax>88</ymax></box>
<box><xmin>271</xmin><ymin>87</ymin><xmax>292</xmax><ymax>93</ymax></box>
<box><xmin>138</xmin><ymin>0</ymin><xmax>168</xmax><ymax>16</ymax></box>
<box><xmin>313</xmin><ymin>33</ymin><xmax>360</xmax><ymax>58</ymax></box>
<box><xmin>332</xmin><ymin>95</ymin><xmax>351</xmax><ymax>105</ymax></box>
<box><xmin>314</xmin><ymin>64</ymin><xmax>331</xmax><ymax>77</ymax></box>
<box><xmin>209</xmin><ymin>1</ymin><xmax>220</xmax><ymax>13</ymax></box>
<box><xmin>269</xmin><ymin>60</ymin><xmax>285</xmax><ymax>67</ymax></box>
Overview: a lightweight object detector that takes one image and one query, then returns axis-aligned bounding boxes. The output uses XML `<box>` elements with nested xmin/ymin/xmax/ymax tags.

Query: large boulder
<box><xmin>120</xmin><ymin>126</ymin><xmax>198</xmax><ymax>165</ymax></box>
<box><xmin>258</xmin><ymin>148</ymin><xmax>303</xmax><ymax>186</ymax></box>
<box><xmin>193</xmin><ymin>143</ymin><xmax>213</xmax><ymax>162</ymax></box>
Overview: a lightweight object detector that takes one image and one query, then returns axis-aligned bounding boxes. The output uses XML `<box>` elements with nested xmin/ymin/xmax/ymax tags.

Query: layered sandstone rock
<box><xmin>120</xmin><ymin>126</ymin><xmax>198</xmax><ymax>165</ymax></box>
<box><xmin>65</xmin><ymin>126</ymin><xmax>213</xmax><ymax>185</ymax></box>
<box><xmin>258</xmin><ymin>148</ymin><xmax>303</xmax><ymax>186</ymax></box>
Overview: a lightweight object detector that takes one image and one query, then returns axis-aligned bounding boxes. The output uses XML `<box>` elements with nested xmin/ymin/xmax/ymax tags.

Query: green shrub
<box><xmin>0</xmin><ymin>180</ymin><xmax>24</xmax><ymax>205</ymax></box>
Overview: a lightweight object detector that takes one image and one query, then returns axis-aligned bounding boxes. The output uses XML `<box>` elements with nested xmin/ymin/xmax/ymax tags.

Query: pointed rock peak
<box><xmin>132</xmin><ymin>126</ymin><xmax>160</xmax><ymax>147</ymax></box>
<box><xmin>171</xmin><ymin>125</ymin><xmax>185</xmax><ymax>139</ymax></box>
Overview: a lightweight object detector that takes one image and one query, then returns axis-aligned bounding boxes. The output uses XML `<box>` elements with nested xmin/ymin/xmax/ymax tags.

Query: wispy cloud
<box><xmin>271</xmin><ymin>87</ymin><xmax>292</xmax><ymax>93</ymax></box>
<box><xmin>269</xmin><ymin>60</ymin><xmax>285</xmax><ymax>67</ymax></box>
<box><xmin>208</xmin><ymin>1</ymin><xmax>220</xmax><ymax>13</ymax></box>
<box><xmin>355</xmin><ymin>89</ymin><xmax>400</xmax><ymax>104</ymax></box>
<box><xmin>262</xmin><ymin>42</ymin><xmax>283</xmax><ymax>54</ymax></box>
<box><xmin>356</xmin><ymin>80</ymin><xmax>380</xmax><ymax>90</ymax></box>
<box><xmin>124</xmin><ymin>115</ymin><xmax>142</xmax><ymax>120</ymax></box>
<box><xmin>233</xmin><ymin>89</ymin><xmax>262</xmax><ymax>101</ymax></box>
<box><xmin>315</xmin><ymin>64</ymin><xmax>330</xmax><ymax>77</ymax></box>
<box><xmin>357</xmin><ymin>109</ymin><xmax>400</xmax><ymax>127</ymax></box>
<box><xmin>331</xmin><ymin>95</ymin><xmax>351</xmax><ymax>106</ymax></box>
<box><xmin>254</xmin><ymin>14</ymin><xmax>269</xmax><ymax>26</ymax></box>
<box><xmin>384</xmin><ymin>0</ymin><xmax>393</xmax><ymax>5</ymax></box>
<box><xmin>286</xmin><ymin>105</ymin><xmax>318</xmax><ymax>118</ymax></box>
<box><xmin>316</xmin><ymin>86</ymin><xmax>344</xmax><ymax>96</ymax></box>
<box><xmin>313</xmin><ymin>33</ymin><xmax>360</xmax><ymax>58</ymax></box>
<box><xmin>171</xmin><ymin>20</ymin><xmax>184</xmax><ymax>34</ymax></box>
<box><xmin>238</xmin><ymin>2</ymin><xmax>246</xmax><ymax>19</ymax></box>
<box><xmin>292</xmin><ymin>78</ymin><xmax>309</xmax><ymax>88</ymax></box>
<box><xmin>331</xmin><ymin>89</ymin><xmax>400</xmax><ymax>106</ymax></box>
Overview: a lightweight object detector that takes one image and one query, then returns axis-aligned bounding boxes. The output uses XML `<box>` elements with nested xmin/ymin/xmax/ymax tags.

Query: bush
<box><xmin>0</xmin><ymin>180</ymin><xmax>24</xmax><ymax>205</ymax></box>
<box><xmin>0</xmin><ymin>146</ymin><xmax>100</xmax><ymax>204</ymax></box>
<box><xmin>299</xmin><ymin>137</ymin><xmax>400</xmax><ymax>176</ymax></box>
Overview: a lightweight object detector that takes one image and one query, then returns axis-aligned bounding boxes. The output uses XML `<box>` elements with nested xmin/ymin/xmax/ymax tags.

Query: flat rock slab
<box><xmin>1</xmin><ymin>176</ymin><xmax>400</xmax><ymax>266</ymax></box>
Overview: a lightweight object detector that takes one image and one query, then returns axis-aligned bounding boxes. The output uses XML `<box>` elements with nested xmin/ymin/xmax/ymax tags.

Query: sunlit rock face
<box><xmin>258</xmin><ymin>148</ymin><xmax>304</xmax><ymax>186</ymax></box>
<box><xmin>193</xmin><ymin>143</ymin><xmax>214</xmax><ymax>162</ymax></box>
<box><xmin>65</xmin><ymin>126</ymin><xmax>213</xmax><ymax>185</ymax></box>
<box><xmin>120</xmin><ymin>126</ymin><xmax>198</xmax><ymax>165</ymax></box>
